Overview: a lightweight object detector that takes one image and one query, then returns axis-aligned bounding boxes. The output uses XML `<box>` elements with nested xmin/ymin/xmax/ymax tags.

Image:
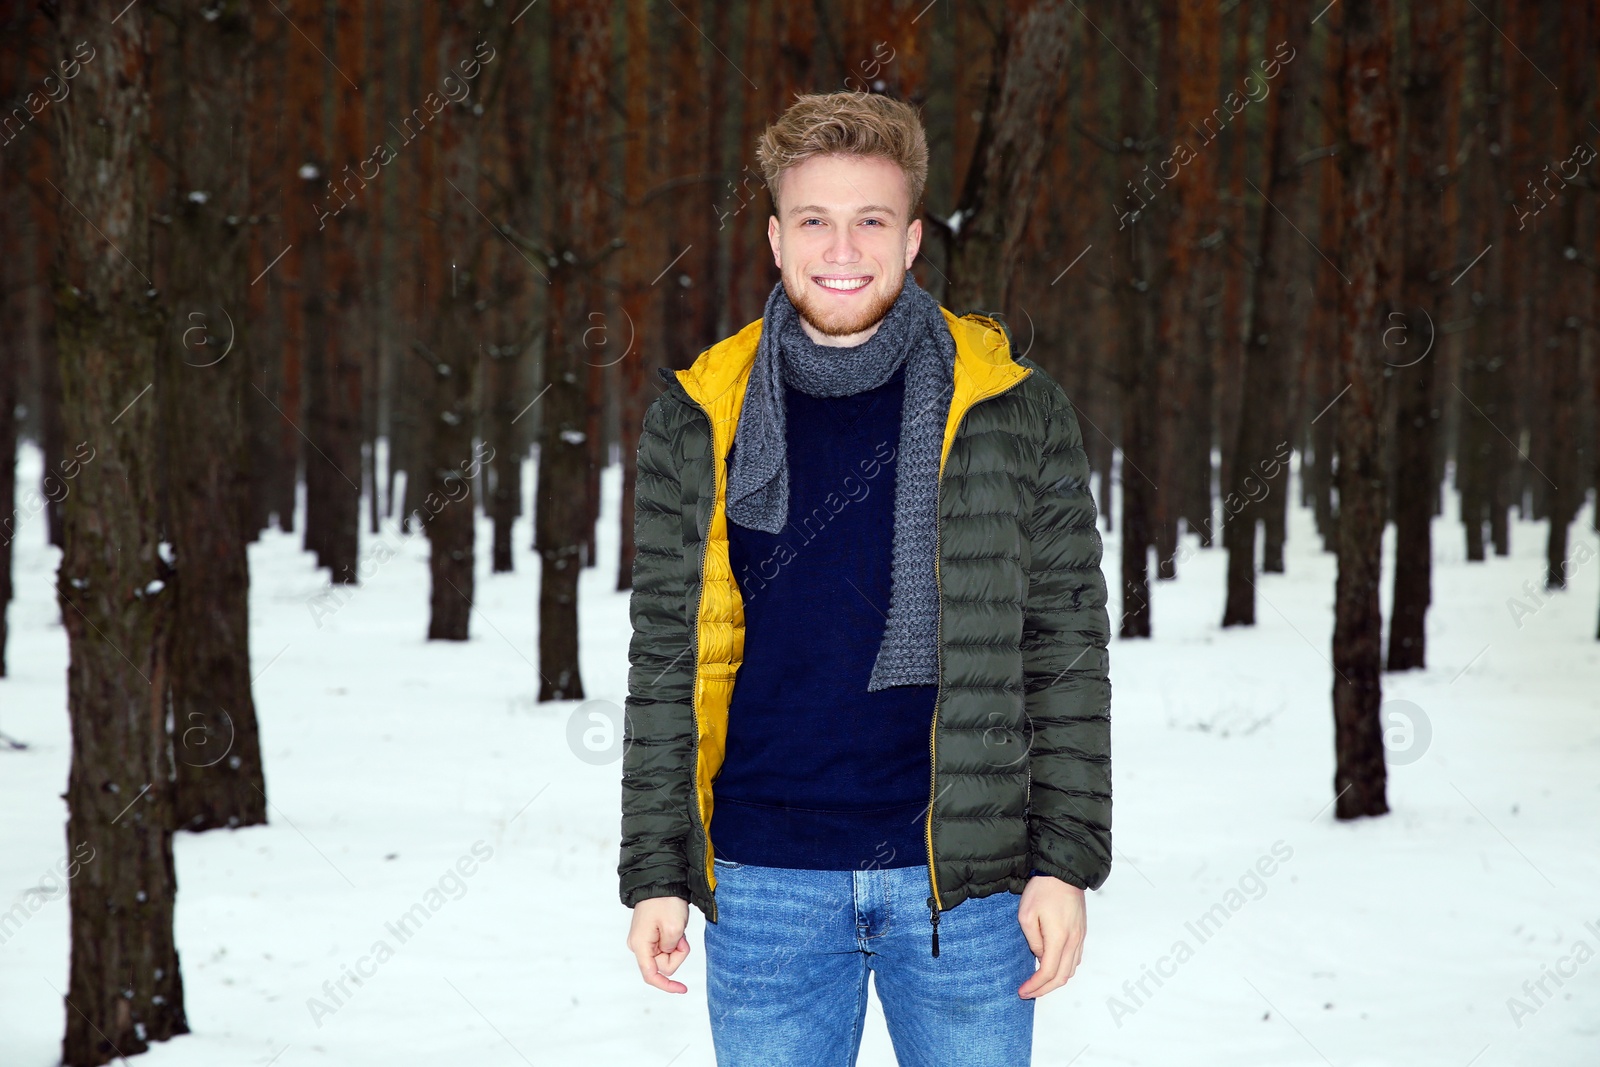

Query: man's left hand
<box><xmin>1017</xmin><ymin>874</ymin><xmax>1086</xmax><ymax>999</ymax></box>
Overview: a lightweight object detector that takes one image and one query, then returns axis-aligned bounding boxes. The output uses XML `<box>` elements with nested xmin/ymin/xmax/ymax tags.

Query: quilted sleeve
<box><xmin>1021</xmin><ymin>380</ymin><xmax>1113</xmax><ymax>891</ymax></box>
<box><xmin>618</xmin><ymin>397</ymin><xmax>697</xmax><ymax>907</ymax></box>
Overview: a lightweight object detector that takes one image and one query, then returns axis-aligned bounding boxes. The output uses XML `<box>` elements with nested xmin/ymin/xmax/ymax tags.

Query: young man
<box><xmin>620</xmin><ymin>91</ymin><xmax>1112</xmax><ymax>1066</ymax></box>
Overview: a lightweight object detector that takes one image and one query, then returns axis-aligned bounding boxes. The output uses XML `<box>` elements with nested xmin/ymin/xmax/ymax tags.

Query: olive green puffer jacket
<box><xmin>618</xmin><ymin>307</ymin><xmax>1112</xmax><ymax>929</ymax></box>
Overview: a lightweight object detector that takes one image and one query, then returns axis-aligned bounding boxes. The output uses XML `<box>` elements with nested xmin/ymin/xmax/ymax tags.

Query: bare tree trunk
<box><xmin>723</xmin><ymin>0</ymin><xmax>769</xmax><ymax>333</ymax></box>
<box><xmin>617</xmin><ymin>0</ymin><xmax>664</xmax><ymax>592</ymax></box>
<box><xmin>1540</xmin><ymin>2</ymin><xmax>1592</xmax><ymax>591</ymax></box>
<box><xmin>1456</xmin><ymin>0</ymin><xmax>1503</xmax><ymax>565</ymax></box>
<box><xmin>700</xmin><ymin>0</ymin><xmax>733</xmax><ymax>347</ymax></box>
<box><xmin>158</xmin><ymin>0</ymin><xmax>269</xmax><ymax>829</ymax></box>
<box><xmin>51</xmin><ymin>4</ymin><xmax>189</xmax><ymax>1060</ymax></box>
<box><xmin>1086</xmin><ymin>66</ymin><xmax>1116</xmax><ymax>540</ymax></box>
<box><xmin>1112</xmin><ymin>0</ymin><xmax>1157</xmax><ymax>637</ymax></box>
<box><xmin>1493</xmin><ymin>0</ymin><xmax>1542</xmax><ymax>553</ymax></box>
<box><xmin>483</xmin><ymin>9</ymin><xmax>528</xmax><ymax>577</ymax></box>
<box><xmin>362</xmin><ymin>3</ymin><xmax>387</xmax><ymax>538</ymax></box>
<box><xmin>1385</xmin><ymin>0</ymin><xmax>1456</xmax><ymax>670</ymax></box>
<box><xmin>1332</xmin><ymin>0</ymin><xmax>1396</xmax><ymax>821</ymax></box>
<box><xmin>0</xmin><ymin>257</ymin><xmax>14</xmax><ymax>679</ymax></box>
<box><xmin>943</xmin><ymin>0</ymin><xmax>1072</xmax><ymax>313</ymax></box>
<box><xmin>394</xmin><ymin>0</ymin><xmax>430</xmax><ymax>535</ymax></box>
<box><xmin>1308</xmin><ymin>27</ymin><xmax>1344</xmax><ymax>553</ymax></box>
<box><xmin>652</xmin><ymin>0</ymin><xmax>713</xmax><ymax>376</ymax></box>
<box><xmin>39</xmin><ymin>201</ymin><xmax>66</xmax><ymax>551</ymax></box>
<box><xmin>421</xmin><ymin>1</ymin><xmax>488</xmax><ymax>641</ymax></box>
<box><xmin>1155</xmin><ymin>0</ymin><xmax>1220</xmax><ymax>573</ymax></box>
<box><xmin>282</xmin><ymin>0</ymin><xmax>323</xmax><ymax>546</ymax></box>
<box><xmin>1222</xmin><ymin>7</ymin><xmax>1307</xmax><ymax>626</ymax></box>
<box><xmin>1216</xmin><ymin>0</ymin><xmax>1255</xmax><ymax>529</ymax></box>
<box><xmin>0</xmin><ymin>13</ymin><xmax>20</xmax><ymax>680</ymax></box>
<box><xmin>245</xmin><ymin>4</ymin><xmax>293</xmax><ymax>537</ymax></box>
<box><xmin>1150</xmin><ymin>0</ymin><xmax>1181</xmax><ymax>581</ymax></box>
<box><xmin>308</xmin><ymin>0</ymin><xmax>365</xmax><ymax>584</ymax></box>
<box><xmin>537</xmin><ymin>0</ymin><xmax>610</xmax><ymax>699</ymax></box>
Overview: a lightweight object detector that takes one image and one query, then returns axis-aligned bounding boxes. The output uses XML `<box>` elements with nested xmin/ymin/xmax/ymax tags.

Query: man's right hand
<box><xmin>627</xmin><ymin>895</ymin><xmax>691</xmax><ymax>993</ymax></box>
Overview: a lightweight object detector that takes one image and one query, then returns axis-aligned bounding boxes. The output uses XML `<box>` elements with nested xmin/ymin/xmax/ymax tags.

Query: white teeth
<box><xmin>817</xmin><ymin>276</ymin><xmax>870</xmax><ymax>291</ymax></box>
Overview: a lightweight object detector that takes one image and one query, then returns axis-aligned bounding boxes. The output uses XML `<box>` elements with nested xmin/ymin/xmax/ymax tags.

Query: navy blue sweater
<box><xmin>714</xmin><ymin>366</ymin><xmax>935</xmax><ymax>871</ymax></box>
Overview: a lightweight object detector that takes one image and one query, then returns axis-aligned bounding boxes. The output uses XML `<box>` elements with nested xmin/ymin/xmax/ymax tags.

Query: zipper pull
<box><xmin>928</xmin><ymin>896</ymin><xmax>941</xmax><ymax>958</ymax></box>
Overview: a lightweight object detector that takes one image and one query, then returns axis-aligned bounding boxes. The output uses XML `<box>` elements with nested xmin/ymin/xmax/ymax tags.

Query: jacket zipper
<box><xmin>685</xmin><ymin>395</ymin><xmax>717</xmax><ymax>922</ymax></box>
<box><xmin>925</xmin><ymin>369</ymin><xmax>1033</xmax><ymax>959</ymax></box>
<box><xmin>927</xmin><ymin>472</ymin><xmax>943</xmax><ymax>957</ymax></box>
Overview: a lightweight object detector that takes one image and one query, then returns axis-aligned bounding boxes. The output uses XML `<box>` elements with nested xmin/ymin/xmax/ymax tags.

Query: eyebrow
<box><xmin>787</xmin><ymin>203</ymin><xmax>900</xmax><ymax>219</ymax></box>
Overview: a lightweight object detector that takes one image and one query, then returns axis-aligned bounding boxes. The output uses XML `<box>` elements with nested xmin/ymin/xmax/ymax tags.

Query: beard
<box><xmin>785</xmin><ymin>271</ymin><xmax>904</xmax><ymax>339</ymax></box>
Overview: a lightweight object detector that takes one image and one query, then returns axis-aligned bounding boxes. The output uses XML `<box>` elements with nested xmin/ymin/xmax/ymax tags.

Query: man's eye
<box><xmin>862</xmin><ymin>219</ymin><xmax>883</xmax><ymax>226</ymax></box>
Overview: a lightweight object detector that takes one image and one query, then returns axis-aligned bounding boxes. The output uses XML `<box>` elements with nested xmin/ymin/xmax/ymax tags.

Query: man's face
<box><xmin>768</xmin><ymin>153</ymin><xmax>923</xmax><ymax>347</ymax></box>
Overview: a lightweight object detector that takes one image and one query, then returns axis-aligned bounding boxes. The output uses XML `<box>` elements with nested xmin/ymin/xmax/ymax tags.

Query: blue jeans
<box><xmin>704</xmin><ymin>859</ymin><xmax>1035</xmax><ymax>1066</ymax></box>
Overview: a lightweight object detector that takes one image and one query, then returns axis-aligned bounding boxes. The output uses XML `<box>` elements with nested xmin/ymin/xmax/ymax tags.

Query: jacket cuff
<box><xmin>622</xmin><ymin>882</ymin><xmax>692</xmax><ymax>909</ymax></box>
<box><xmin>1026</xmin><ymin>859</ymin><xmax>1091</xmax><ymax>890</ymax></box>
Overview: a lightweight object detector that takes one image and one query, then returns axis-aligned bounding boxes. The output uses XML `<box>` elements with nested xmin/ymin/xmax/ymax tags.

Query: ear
<box><xmin>768</xmin><ymin>214</ymin><xmax>782</xmax><ymax>268</ymax></box>
<box><xmin>904</xmin><ymin>217</ymin><xmax>922</xmax><ymax>270</ymax></box>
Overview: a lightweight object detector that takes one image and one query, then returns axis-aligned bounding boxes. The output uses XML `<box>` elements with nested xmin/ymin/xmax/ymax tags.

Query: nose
<box><xmin>824</xmin><ymin>225</ymin><xmax>862</xmax><ymax>266</ymax></box>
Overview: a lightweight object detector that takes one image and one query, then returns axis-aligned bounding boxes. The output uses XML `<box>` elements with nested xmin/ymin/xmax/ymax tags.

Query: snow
<box><xmin>2</xmin><ymin>439</ymin><xmax>1598</xmax><ymax>1066</ymax></box>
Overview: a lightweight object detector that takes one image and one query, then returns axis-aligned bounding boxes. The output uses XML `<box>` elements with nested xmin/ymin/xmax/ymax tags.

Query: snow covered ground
<box><xmin>2</xmin><ymin>439</ymin><xmax>1598</xmax><ymax>1066</ymax></box>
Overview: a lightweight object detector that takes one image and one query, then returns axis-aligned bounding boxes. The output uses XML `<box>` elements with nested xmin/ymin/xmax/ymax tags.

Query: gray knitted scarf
<box><xmin>727</xmin><ymin>274</ymin><xmax>954</xmax><ymax>691</ymax></box>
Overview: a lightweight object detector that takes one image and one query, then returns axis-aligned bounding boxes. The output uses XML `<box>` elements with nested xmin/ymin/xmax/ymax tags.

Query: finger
<box><xmin>1019</xmin><ymin>923</ymin><xmax>1064</xmax><ymax>998</ymax></box>
<box><xmin>1047</xmin><ymin>930</ymin><xmax>1085</xmax><ymax>990</ymax></box>
<box><xmin>1018</xmin><ymin>910</ymin><xmax>1045</xmax><ymax>959</ymax></box>
<box><xmin>633</xmin><ymin>929</ymin><xmax>689</xmax><ymax>994</ymax></box>
<box><xmin>656</xmin><ymin>934</ymin><xmax>692</xmax><ymax>976</ymax></box>
<box><xmin>643</xmin><ymin>966</ymin><xmax>689</xmax><ymax>994</ymax></box>
<box><xmin>1028</xmin><ymin>952</ymin><xmax>1075</xmax><ymax>999</ymax></box>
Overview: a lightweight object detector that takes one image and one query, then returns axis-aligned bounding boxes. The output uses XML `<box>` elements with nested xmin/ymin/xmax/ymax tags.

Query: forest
<box><xmin>1</xmin><ymin>0</ymin><xmax>1597</xmax><ymax>1064</ymax></box>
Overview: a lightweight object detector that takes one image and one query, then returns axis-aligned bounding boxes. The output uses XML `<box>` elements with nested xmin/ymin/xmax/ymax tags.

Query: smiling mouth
<box><xmin>814</xmin><ymin>275</ymin><xmax>872</xmax><ymax>292</ymax></box>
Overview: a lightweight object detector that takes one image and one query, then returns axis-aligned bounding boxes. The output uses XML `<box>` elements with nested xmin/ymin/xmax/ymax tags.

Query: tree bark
<box><xmin>1308</xmin><ymin>27</ymin><xmax>1344</xmax><ymax>553</ymax></box>
<box><xmin>1223</xmin><ymin>5</ymin><xmax>1309</xmax><ymax>626</ymax></box>
<box><xmin>245</xmin><ymin>3</ymin><xmax>294</xmax><ymax>537</ymax></box>
<box><xmin>296</xmin><ymin>0</ymin><xmax>365</xmax><ymax>583</ymax></box>
<box><xmin>1332</xmin><ymin>0</ymin><xmax>1396</xmax><ymax>821</ymax></box>
<box><xmin>0</xmin><ymin>12</ymin><xmax>21</xmax><ymax>680</ymax></box>
<box><xmin>0</xmin><ymin>247</ymin><xmax>14</xmax><ymax>679</ymax></box>
<box><xmin>279</xmin><ymin>0</ymin><xmax>323</xmax><ymax>545</ymax></box>
<box><xmin>484</xmin><ymin>6</ymin><xmax>531</xmax><ymax>577</ymax></box>
<box><xmin>1456</xmin><ymin>0</ymin><xmax>1505</xmax><ymax>565</ymax></box>
<box><xmin>321</xmin><ymin>0</ymin><xmax>367</xmax><ymax>582</ymax></box>
<box><xmin>617</xmin><ymin>0</ymin><xmax>665</xmax><ymax>592</ymax></box>
<box><xmin>51</xmin><ymin>4</ymin><xmax>189</xmax><ymax>1060</ymax></box>
<box><xmin>1111</xmin><ymin>0</ymin><xmax>1157</xmax><ymax>637</ymax></box>
<box><xmin>158</xmin><ymin>0</ymin><xmax>269</xmax><ymax>829</ymax></box>
<box><xmin>1155</xmin><ymin>0</ymin><xmax>1220</xmax><ymax>573</ymax></box>
<box><xmin>537</xmin><ymin>0</ymin><xmax>610</xmax><ymax>699</ymax></box>
<box><xmin>636</xmin><ymin>0</ymin><xmax>717</xmax><ymax>399</ymax></box>
<box><xmin>1539</xmin><ymin>1</ymin><xmax>1592</xmax><ymax>591</ymax></box>
<box><xmin>943</xmin><ymin>0</ymin><xmax>1072</xmax><ymax>313</ymax></box>
<box><xmin>1384</xmin><ymin>0</ymin><xmax>1456</xmax><ymax>670</ymax></box>
<box><xmin>420</xmin><ymin>1</ymin><xmax>487</xmax><ymax>641</ymax></box>
<box><xmin>1215</xmin><ymin>0</ymin><xmax>1256</xmax><ymax>530</ymax></box>
<box><xmin>1150</xmin><ymin>0</ymin><xmax>1180</xmax><ymax>581</ymax></box>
